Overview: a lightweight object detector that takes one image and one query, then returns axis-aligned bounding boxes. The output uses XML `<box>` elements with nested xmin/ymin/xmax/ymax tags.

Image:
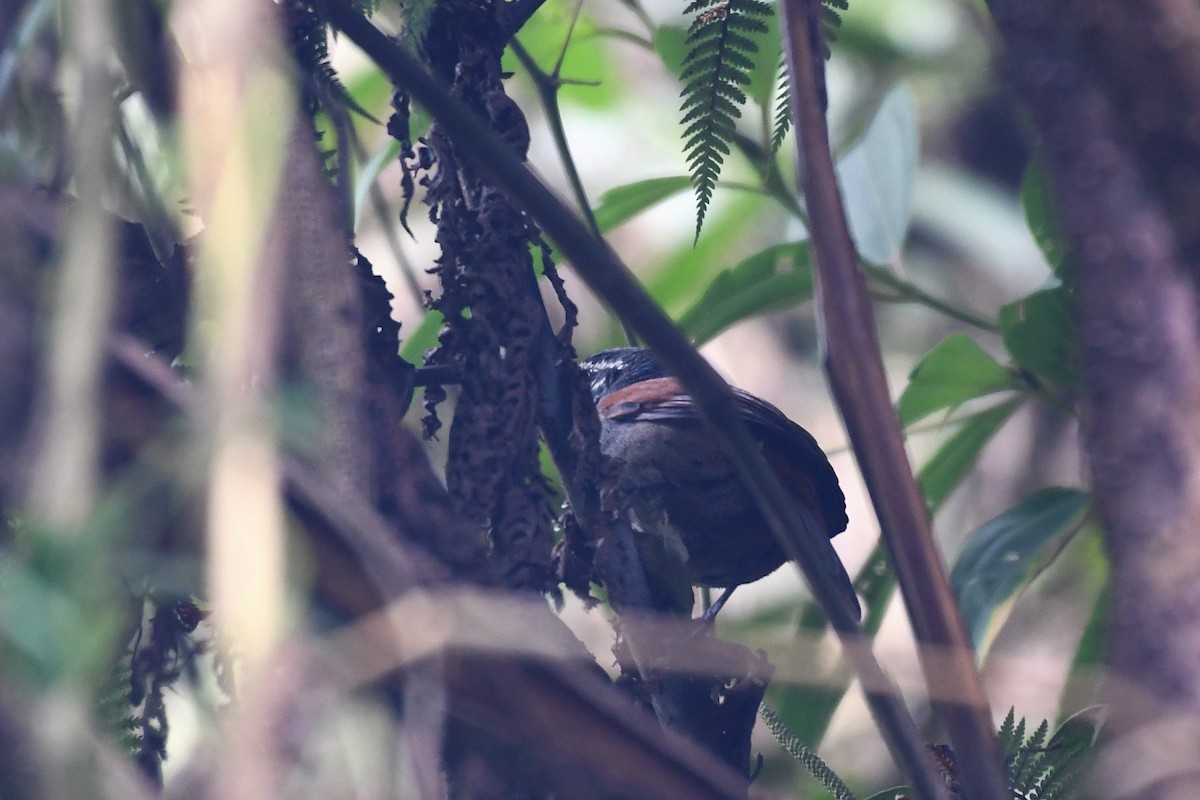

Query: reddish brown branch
<box><xmin>778</xmin><ymin>0</ymin><xmax>1007</xmax><ymax>797</ymax></box>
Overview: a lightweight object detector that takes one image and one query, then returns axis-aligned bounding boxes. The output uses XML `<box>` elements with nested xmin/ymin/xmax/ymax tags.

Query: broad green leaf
<box><xmin>999</xmin><ymin>285</ymin><xmax>1077</xmax><ymax>391</ymax></box>
<box><xmin>951</xmin><ymin>487</ymin><xmax>1091</xmax><ymax>657</ymax></box>
<box><xmin>836</xmin><ymin>84</ymin><xmax>918</xmax><ymax>267</ymax></box>
<box><xmin>593</xmin><ymin>176</ymin><xmax>692</xmax><ymax>231</ymax></box>
<box><xmin>676</xmin><ymin>242</ymin><xmax>812</xmax><ymax>343</ymax></box>
<box><xmin>917</xmin><ymin>399</ymin><xmax>1022</xmax><ymax>511</ymax></box>
<box><xmin>897</xmin><ymin>333</ymin><xmax>1016</xmax><ymax>426</ymax></box>
<box><xmin>594</xmin><ymin>191</ymin><xmax>770</xmax><ymax>347</ymax></box>
<box><xmin>353</xmin><ymin>139</ymin><xmax>402</xmax><ymax>230</ymax></box>
<box><xmin>1021</xmin><ymin>159</ymin><xmax>1068</xmax><ymax>275</ymax></box>
<box><xmin>544</xmin><ymin>177</ymin><xmax>692</xmax><ymax>278</ymax></box>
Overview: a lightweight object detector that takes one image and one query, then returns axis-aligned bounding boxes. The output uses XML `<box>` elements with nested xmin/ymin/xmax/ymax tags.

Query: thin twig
<box><xmin>509</xmin><ymin>36</ymin><xmax>639</xmax><ymax>346</ymax></box>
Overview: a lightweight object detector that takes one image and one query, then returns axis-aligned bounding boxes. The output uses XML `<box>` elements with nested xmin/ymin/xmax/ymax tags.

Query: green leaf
<box><xmin>917</xmin><ymin>399</ymin><xmax>1022</xmax><ymax>511</ymax></box>
<box><xmin>592</xmin><ymin>176</ymin><xmax>693</xmax><ymax>231</ymax></box>
<box><xmin>897</xmin><ymin>334</ymin><xmax>1016</xmax><ymax>426</ymax></box>
<box><xmin>999</xmin><ymin>285</ymin><xmax>1077</xmax><ymax>391</ymax></box>
<box><xmin>644</xmin><ymin>190</ymin><xmax>770</xmax><ymax>314</ymax></box>
<box><xmin>652</xmin><ymin>24</ymin><xmax>689</xmax><ymax>77</ymax></box>
<box><xmin>1047</xmin><ymin>706</ymin><xmax>1105</xmax><ymax>758</ymax></box>
<box><xmin>760</xmin><ymin>704</ymin><xmax>857</xmax><ymax>800</ymax></box>
<box><xmin>951</xmin><ymin>487</ymin><xmax>1091</xmax><ymax>656</ymax></box>
<box><xmin>1021</xmin><ymin>159</ymin><xmax>1068</xmax><ymax>275</ymax></box>
<box><xmin>399</xmin><ymin>309</ymin><xmax>444</xmax><ymax>364</ymax></box>
<box><xmin>837</xmin><ymin>84</ymin><xmax>918</xmax><ymax>266</ymax></box>
<box><xmin>353</xmin><ymin>139</ymin><xmax>402</xmax><ymax>230</ymax></box>
<box><xmin>676</xmin><ymin>241</ymin><xmax>812</xmax><ymax>343</ymax></box>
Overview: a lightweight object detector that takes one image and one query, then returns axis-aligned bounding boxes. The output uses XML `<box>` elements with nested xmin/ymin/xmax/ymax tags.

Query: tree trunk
<box><xmin>988</xmin><ymin>2</ymin><xmax>1200</xmax><ymax>796</ymax></box>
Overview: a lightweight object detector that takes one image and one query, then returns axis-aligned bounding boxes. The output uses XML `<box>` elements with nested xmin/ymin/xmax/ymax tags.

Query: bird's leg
<box><xmin>702</xmin><ymin>586</ymin><xmax>738</xmax><ymax>623</ymax></box>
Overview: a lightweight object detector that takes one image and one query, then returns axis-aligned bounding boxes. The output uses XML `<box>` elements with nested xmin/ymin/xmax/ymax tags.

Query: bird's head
<box><xmin>579</xmin><ymin>347</ymin><xmax>669</xmax><ymax>402</ymax></box>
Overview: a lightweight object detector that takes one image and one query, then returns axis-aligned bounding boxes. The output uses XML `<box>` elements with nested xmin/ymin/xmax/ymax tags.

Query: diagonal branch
<box><xmin>321</xmin><ymin>1</ymin><xmax>948</xmax><ymax>791</ymax></box>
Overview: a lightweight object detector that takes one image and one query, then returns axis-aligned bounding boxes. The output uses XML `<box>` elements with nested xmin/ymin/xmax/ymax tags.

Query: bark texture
<box><xmin>988</xmin><ymin>2</ymin><xmax>1200</xmax><ymax>796</ymax></box>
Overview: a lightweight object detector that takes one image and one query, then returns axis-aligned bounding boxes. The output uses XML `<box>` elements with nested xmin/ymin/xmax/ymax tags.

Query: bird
<box><xmin>580</xmin><ymin>347</ymin><xmax>859</xmax><ymax>620</ymax></box>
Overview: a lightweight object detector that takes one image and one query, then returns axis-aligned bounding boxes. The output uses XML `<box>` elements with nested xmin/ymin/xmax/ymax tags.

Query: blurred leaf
<box><xmin>645</xmin><ymin>190</ymin><xmax>771</xmax><ymax>314</ymax></box>
<box><xmin>353</xmin><ymin>138</ymin><xmax>401</xmax><ymax>229</ymax></box>
<box><xmin>1021</xmin><ymin>159</ymin><xmax>1068</xmax><ymax>275</ymax></box>
<box><xmin>837</xmin><ymin>84</ymin><xmax>918</xmax><ymax>267</ymax></box>
<box><xmin>677</xmin><ymin>241</ymin><xmax>811</xmax><ymax>343</ymax></box>
<box><xmin>652</xmin><ymin>24</ymin><xmax>689</xmax><ymax>77</ymax></box>
<box><xmin>507</xmin><ymin>4</ymin><xmax>616</xmax><ymax>109</ymax></box>
<box><xmin>917</xmin><ymin>399</ymin><xmax>1022</xmax><ymax>511</ymax></box>
<box><xmin>897</xmin><ymin>334</ymin><xmax>1017</xmax><ymax>426</ymax></box>
<box><xmin>545</xmin><ymin>176</ymin><xmax>693</xmax><ymax>281</ymax></box>
<box><xmin>1070</xmin><ymin>579</ymin><xmax>1108</xmax><ymax>673</ymax></box>
<box><xmin>912</xmin><ymin>165</ymin><xmax>1050</xmax><ymax>290</ymax></box>
<box><xmin>399</xmin><ymin>309</ymin><xmax>444</xmax><ymax>364</ymax></box>
<box><xmin>0</xmin><ymin>554</ymin><xmax>76</xmax><ymax>674</ymax></box>
<box><xmin>784</xmin><ymin>542</ymin><xmax>893</xmax><ymax>746</ymax></box>
<box><xmin>343</xmin><ymin>62</ymin><xmax>394</xmax><ymax>129</ymax></box>
<box><xmin>593</xmin><ymin>176</ymin><xmax>693</xmax><ymax>231</ymax></box>
<box><xmin>1050</xmin><ymin>705</ymin><xmax>1106</xmax><ymax>754</ymax></box>
<box><xmin>999</xmin><ymin>285</ymin><xmax>1077</xmax><ymax>391</ymax></box>
<box><xmin>1059</xmin><ymin>551</ymin><xmax>1108</xmax><ymax>710</ymax></box>
<box><xmin>952</xmin><ymin>487</ymin><xmax>1091</xmax><ymax>657</ymax></box>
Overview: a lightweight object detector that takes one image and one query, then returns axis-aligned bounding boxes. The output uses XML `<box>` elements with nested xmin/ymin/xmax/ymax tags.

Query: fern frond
<box><xmin>822</xmin><ymin>0</ymin><xmax>848</xmax><ymax>50</ymax></box>
<box><xmin>768</xmin><ymin>0</ymin><xmax>848</xmax><ymax>156</ymax></box>
<box><xmin>998</xmin><ymin>707</ymin><xmax>1018</xmax><ymax>752</ymax></box>
<box><xmin>760</xmin><ymin>704</ymin><xmax>857</xmax><ymax>800</ymax></box>
<box><xmin>679</xmin><ymin>0</ymin><xmax>771</xmax><ymax>240</ymax></box>
<box><xmin>95</xmin><ymin>658</ymin><xmax>141</xmax><ymax>755</ymax></box>
<box><xmin>771</xmin><ymin>55</ymin><xmax>791</xmax><ymax>154</ymax></box>
<box><xmin>286</xmin><ymin>0</ymin><xmax>380</xmax><ymax>123</ymax></box>
<box><xmin>998</xmin><ymin>709</ymin><xmax>1094</xmax><ymax>800</ymax></box>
